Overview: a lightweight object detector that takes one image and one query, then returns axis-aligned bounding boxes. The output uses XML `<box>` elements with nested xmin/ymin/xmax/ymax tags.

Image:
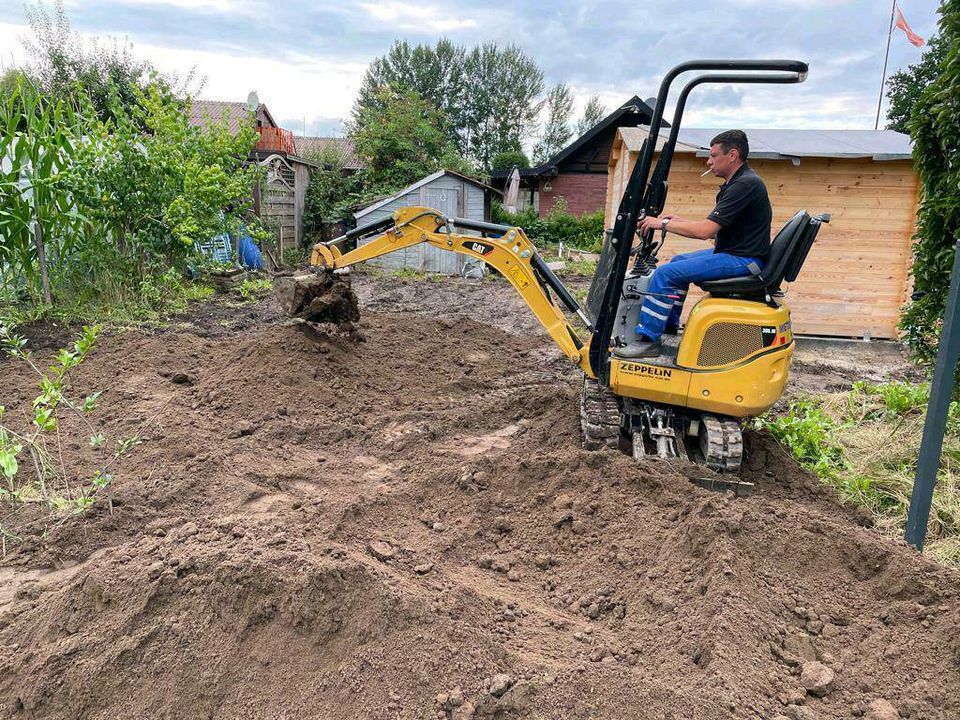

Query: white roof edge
<box><xmin>355</xmin><ymin>169</ymin><xmax>447</xmax><ymax>219</ymax></box>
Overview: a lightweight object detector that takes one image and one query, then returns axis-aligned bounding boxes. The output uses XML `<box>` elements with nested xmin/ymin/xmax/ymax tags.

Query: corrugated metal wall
<box><xmin>357</xmin><ymin>175</ymin><xmax>487</xmax><ymax>274</ymax></box>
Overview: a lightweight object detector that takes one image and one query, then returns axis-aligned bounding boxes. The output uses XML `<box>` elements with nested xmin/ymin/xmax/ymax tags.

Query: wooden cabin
<box><xmin>489</xmin><ymin>96</ymin><xmax>658</xmax><ymax>217</ymax></box>
<box><xmin>606</xmin><ymin>127</ymin><xmax>917</xmax><ymax>339</ymax></box>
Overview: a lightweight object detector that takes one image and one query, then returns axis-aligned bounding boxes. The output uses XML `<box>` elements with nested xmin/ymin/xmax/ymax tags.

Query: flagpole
<box><xmin>875</xmin><ymin>0</ymin><xmax>897</xmax><ymax>129</ymax></box>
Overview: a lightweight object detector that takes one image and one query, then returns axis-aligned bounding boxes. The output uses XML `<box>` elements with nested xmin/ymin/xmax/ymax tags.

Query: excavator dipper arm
<box><xmin>311</xmin><ymin>206</ymin><xmax>594</xmax><ymax>375</ymax></box>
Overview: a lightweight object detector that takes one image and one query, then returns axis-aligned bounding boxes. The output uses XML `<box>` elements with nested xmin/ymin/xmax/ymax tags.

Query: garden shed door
<box><xmin>419</xmin><ymin>187</ymin><xmax>461</xmax><ymax>274</ymax></box>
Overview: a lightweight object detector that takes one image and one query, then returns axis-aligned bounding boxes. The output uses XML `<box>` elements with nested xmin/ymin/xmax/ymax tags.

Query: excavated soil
<box><xmin>0</xmin><ymin>273</ymin><xmax>958</xmax><ymax>720</ymax></box>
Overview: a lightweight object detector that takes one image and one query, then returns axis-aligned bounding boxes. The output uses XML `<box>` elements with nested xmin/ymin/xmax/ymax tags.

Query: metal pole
<box><xmin>905</xmin><ymin>239</ymin><xmax>960</xmax><ymax>550</ymax></box>
<box><xmin>875</xmin><ymin>0</ymin><xmax>897</xmax><ymax>130</ymax></box>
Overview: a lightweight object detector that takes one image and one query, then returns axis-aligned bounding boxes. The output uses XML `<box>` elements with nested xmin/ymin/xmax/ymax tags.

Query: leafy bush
<box><xmin>491</xmin><ymin>150</ymin><xmax>530</xmax><ymax>171</ymax></box>
<box><xmin>899</xmin><ymin>0</ymin><xmax>960</xmax><ymax>373</ymax></box>
<box><xmin>762</xmin><ymin>398</ymin><xmax>847</xmax><ymax>480</ymax></box>
<box><xmin>491</xmin><ymin>199</ymin><xmax>607</xmax><ymax>250</ymax></box>
<box><xmin>0</xmin><ymin>73</ymin><xmax>261</xmax><ymax>321</ymax></box>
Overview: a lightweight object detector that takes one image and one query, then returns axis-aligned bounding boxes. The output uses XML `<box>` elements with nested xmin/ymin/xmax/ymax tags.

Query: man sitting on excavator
<box><xmin>615</xmin><ymin>129</ymin><xmax>772</xmax><ymax>359</ymax></box>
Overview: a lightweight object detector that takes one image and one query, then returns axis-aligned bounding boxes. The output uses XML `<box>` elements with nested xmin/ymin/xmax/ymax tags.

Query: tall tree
<box><xmin>352</xmin><ymin>40</ymin><xmax>543</xmax><ymax>170</ymax></box>
<box><xmin>575</xmin><ymin>95</ymin><xmax>606</xmax><ymax>137</ymax></box>
<box><xmin>533</xmin><ymin>83</ymin><xmax>574</xmax><ymax>163</ymax></box>
<box><xmin>348</xmin><ymin>87</ymin><xmax>459</xmax><ymax>196</ymax></box>
<box><xmin>898</xmin><ymin>0</ymin><xmax>960</xmax><ymax>369</ymax></box>
<box><xmin>353</xmin><ymin>39</ymin><xmax>466</xmax><ymax>150</ymax></box>
<box><xmin>885</xmin><ymin>34</ymin><xmax>947</xmax><ymax>133</ymax></box>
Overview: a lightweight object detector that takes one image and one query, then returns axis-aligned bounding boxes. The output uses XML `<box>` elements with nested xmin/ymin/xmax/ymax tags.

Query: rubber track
<box><xmin>700</xmin><ymin>416</ymin><xmax>743</xmax><ymax>472</ymax></box>
<box><xmin>580</xmin><ymin>377</ymin><xmax>621</xmax><ymax>451</ymax></box>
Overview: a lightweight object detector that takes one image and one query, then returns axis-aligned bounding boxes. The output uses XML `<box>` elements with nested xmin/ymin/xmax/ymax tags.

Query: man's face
<box><xmin>707</xmin><ymin>143</ymin><xmax>739</xmax><ymax>178</ymax></box>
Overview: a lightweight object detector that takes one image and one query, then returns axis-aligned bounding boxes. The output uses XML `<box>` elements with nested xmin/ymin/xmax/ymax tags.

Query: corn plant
<box><xmin>0</xmin><ymin>77</ymin><xmax>87</xmax><ymax>307</ymax></box>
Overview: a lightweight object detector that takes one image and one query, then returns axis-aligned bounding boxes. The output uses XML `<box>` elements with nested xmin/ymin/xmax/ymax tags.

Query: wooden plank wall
<box><xmin>605</xmin><ymin>148</ymin><xmax>919</xmax><ymax>338</ymax></box>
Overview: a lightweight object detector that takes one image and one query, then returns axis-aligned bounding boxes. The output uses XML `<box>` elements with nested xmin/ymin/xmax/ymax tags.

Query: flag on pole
<box><xmin>895</xmin><ymin>4</ymin><xmax>925</xmax><ymax>47</ymax></box>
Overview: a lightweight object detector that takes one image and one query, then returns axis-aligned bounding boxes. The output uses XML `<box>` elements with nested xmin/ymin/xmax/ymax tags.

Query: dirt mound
<box><xmin>1</xmin><ymin>280</ymin><xmax>958</xmax><ymax>720</ymax></box>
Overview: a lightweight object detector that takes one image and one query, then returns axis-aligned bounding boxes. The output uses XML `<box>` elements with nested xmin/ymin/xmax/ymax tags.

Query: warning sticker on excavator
<box><xmin>508</xmin><ymin>265</ymin><xmax>530</xmax><ymax>289</ymax></box>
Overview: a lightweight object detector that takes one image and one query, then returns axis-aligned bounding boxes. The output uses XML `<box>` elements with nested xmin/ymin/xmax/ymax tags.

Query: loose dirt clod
<box><xmin>0</xmin><ymin>274</ymin><xmax>957</xmax><ymax>719</ymax></box>
<box><xmin>800</xmin><ymin>660</ymin><xmax>835</xmax><ymax>697</ymax></box>
<box><xmin>274</xmin><ymin>271</ymin><xmax>359</xmax><ymax>323</ymax></box>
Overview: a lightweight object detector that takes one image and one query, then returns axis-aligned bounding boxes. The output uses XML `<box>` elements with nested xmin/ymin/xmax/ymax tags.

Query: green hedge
<box><xmin>492</xmin><ymin>198</ymin><xmax>605</xmax><ymax>251</ymax></box>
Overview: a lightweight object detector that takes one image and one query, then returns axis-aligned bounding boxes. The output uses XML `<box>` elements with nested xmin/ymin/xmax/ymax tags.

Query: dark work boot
<box><xmin>613</xmin><ymin>339</ymin><xmax>663</xmax><ymax>359</ymax></box>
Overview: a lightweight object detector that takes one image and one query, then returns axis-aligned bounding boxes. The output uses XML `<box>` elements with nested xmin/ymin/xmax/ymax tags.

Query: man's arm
<box><xmin>638</xmin><ymin>214</ymin><xmax>720</xmax><ymax>241</ymax></box>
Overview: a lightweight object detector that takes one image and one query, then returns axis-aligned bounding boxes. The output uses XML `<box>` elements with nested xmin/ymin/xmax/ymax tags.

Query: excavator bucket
<box><xmin>274</xmin><ymin>270</ymin><xmax>359</xmax><ymax>324</ymax></box>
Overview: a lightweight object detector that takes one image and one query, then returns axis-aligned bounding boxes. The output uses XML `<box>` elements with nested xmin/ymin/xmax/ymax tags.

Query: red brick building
<box><xmin>490</xmin><ymin>96</ymin><xmax>657</xmax><ymax>217</ymax></box>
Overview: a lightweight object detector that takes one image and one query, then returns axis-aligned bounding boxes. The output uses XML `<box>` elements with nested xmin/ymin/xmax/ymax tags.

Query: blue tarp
<box><xmin>237</xmin><ymin>230</ymin><xmax>264</xmax><ymax>270</ymax></box>
<box><xmin>196</xmin><ymin>227</ymin><xmax>264</xmax><ymax>269</ymax></box>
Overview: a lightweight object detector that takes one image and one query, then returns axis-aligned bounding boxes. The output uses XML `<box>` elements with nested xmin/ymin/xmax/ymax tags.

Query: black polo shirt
<box><xmin>707</xmin><ymin>163</ymin><xmax>772</xmax><ymax>261</ymax></box>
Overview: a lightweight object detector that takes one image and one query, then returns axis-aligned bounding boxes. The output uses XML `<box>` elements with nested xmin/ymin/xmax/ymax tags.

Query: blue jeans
<box><xmin>636</xmin><ymin>248</ymin><xmax>762</xmax><ymax>341</ymax></box>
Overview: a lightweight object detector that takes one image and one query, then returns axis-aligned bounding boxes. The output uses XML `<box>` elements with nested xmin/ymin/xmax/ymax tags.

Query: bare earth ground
<box><xmin>0</xmin><ymin>272</ymin><xmax>957</xmax><ymax>720</ymax></box>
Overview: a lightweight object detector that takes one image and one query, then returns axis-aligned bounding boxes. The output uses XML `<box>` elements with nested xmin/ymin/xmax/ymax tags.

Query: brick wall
<box><xmin>538</xmin><ymin>173</ymin><xmax>607</xmax><ymax>217</ymax></box>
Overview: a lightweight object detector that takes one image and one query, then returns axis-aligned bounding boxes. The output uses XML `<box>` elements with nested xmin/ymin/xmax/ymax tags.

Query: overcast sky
<box><xmin>0</xmin><ymin>0</ymin><xmax>940</xmax><ymax>138</ymax></box>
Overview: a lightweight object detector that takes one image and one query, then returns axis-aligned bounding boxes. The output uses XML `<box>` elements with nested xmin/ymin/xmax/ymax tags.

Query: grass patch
<box><xmin>559</xmin><ymin>259</ymin><xmax>598</xmax><ymax>278</ymax></box>
<box><xmin>1</xmin><ymin>269</ymin><xmax>216</xmax><ymax>329</ymax></box>
<box><xmin>236</xmin><ymin>276</ymin><xmax>273</xmax><ymax>302</ymax></box>
<box><xmin>757</xmin><ymin>380</ymin><xmax>960</xmax><ymax>565</ymax></box>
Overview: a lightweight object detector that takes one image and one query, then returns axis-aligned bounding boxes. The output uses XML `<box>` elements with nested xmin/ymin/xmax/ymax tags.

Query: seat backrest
<box><xmin>760</xmin><ymin>211</ymin><xmax>810</xmax><ymax>288</ymax></box>
<box><xmin>783</xmin><ymin>215</ymin><xmax>826</xmax><ymax>283</ymax></box>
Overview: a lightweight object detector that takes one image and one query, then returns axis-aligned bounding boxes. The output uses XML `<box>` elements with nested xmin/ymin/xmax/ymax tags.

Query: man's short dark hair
<box><xmin>711</xmin><ymin>129</ymin><xmax>749</xmax><ymax>162</ymax></box>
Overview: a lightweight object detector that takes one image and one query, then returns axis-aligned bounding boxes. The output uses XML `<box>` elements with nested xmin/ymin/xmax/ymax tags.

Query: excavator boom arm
<box><xmin>311</xmin><ymin>206</ymin><xmax>594</xmax><ymax>375</ymax></box>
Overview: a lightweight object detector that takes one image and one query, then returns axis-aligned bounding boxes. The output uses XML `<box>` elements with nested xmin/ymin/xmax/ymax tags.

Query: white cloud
<box><xmin>63</xmin><ymin>0</ymin><xmax>267</xmax><ymax>15</ymax></box>
<box><xmin>357</xmin><ymin>1</ymin><xmax>478</xmax><ymax>32</ymax></box>
<box><xmin>0</xmin><ymin>21</ymin><xmax>364</xmax><ymax>129</ymax></box>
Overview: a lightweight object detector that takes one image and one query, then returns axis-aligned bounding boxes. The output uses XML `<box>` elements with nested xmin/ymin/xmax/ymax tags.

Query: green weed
<box><xmin>0</xmin><ymin>323</ymin><xmax>160</xmax><ymax>548</ymax></box>
<box><xmin>758</xmin><ymin>380</ymin><xmax>960</xmax><ymax>566</ymax></box>
<box><xmin>237</xmin><ymin>277</ymin><xmax>273</xmax><ymax>302</ymax></box>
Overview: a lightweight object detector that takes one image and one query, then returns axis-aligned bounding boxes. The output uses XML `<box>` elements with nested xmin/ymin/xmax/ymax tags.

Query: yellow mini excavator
<box><xmin>305</xmin><ymin>59</ymin><xmax>829</xmax><ymax>475</ymax></box>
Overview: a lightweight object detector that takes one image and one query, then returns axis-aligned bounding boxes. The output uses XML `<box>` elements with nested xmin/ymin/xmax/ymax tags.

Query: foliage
<box><xmin>899</xmin><ymin>0</ymin><xmax>960</xmax><ymax>372</ymax></box>
<box><xmin>0</xmin><ymin>75</ymin><xmax>85</xmax><ymax>308</ymax></box>
<box><xmin>533</xmin><ymin>83</ymin><xmax>574</xmax><ymax>164</ymax></box>
<box><xmin>21</xmin><ymin>0</ymin><xmax>187</xmax><ymax>123</ymax></box>
<box><xmin>575</xmin><ymin>95</ymin><xmax>606</xmax><ymax>137</ymax></box>
<box><xmin>559</xmin><ymin>258</ymin><xmax>599</xmax><ymax>277</ymax></box>
<box><xmin>301</xmin><ymin>143</ymin><xmax>362</xmax><ymax>238</ymax></box>
<box><xmin>758</xmin><ymin>379</ymin><xmax>960</xmax><ymax>565</ymax></box>
<box><xmin>349</xmin><ymin>86</ymin><xmax>466</xmax><ymax>197</ymax></box>
<box><xmin>762</xmin><ymin>398</ymin><xmax>848</xmax><ymax>480</ymax></box>
<box><xmin>886</xmin><ymin>34</ymin><xmax>947</xmax><ymax>133</ymax></box>
<box><xmin>353</xmin><ymin>39</ymin><xmax>544</xmax><ymax>169</ymax></box>
<box><xmin>0</xmin><ymin>323</ymin><xmax>155</xmax><ymax>544</ymax></box>
<box><xmin>354</xmin><ymin>39</ymin><xmax>465</xmax><ymax>149</ymax></box>
<box><xmin>1</xmin><ymin>72</ymin><xmax>262</xmax><ymax>319</ymax></box>
<box><xmin>492</xmin><ymin>200</ymin><xmax>606</xmax><ymax>250</ymax></box>
<box><xmin>490</xmin><ymin>149</ymin><xmax>531</xmax><ymax>171</ymax></box>
<box><xmin>236</xmin><ymin>276</ymin><xmax>272</xmax><ymax>301</ymax></box>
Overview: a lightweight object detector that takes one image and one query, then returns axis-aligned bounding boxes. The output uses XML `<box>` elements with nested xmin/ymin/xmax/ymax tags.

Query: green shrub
<box><xmin>491</xmin><ymin>199</ymin><xmax>606</xmax><ymax>250</ymax></box>
<box><xmin>898</xmin><ymin>0</ymin><xmax>960</xmax><ymax>376</ymax></box>
<box><xmin>491</xmin><ymin>150</ymin><xmax>530</xmax><ymax>171</ymax></box>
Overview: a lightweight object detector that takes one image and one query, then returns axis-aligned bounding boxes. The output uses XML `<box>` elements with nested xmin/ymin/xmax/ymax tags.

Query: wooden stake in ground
<box><xmin>33</xmin><ymin>221</ymin><xmax>52</xmax><ymax>306</ymax></box>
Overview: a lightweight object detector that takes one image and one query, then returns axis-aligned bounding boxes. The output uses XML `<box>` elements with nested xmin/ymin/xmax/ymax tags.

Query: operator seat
<box><xmin>698</xmin><ymin>210</ymin><xmax>829</xmax><ymax>299</ymax></box>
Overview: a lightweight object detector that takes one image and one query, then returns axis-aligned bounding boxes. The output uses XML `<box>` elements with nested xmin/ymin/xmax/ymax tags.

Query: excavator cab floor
<box><xmin>633</xmin><ymin>334</ymin><xmax>682</xmax><ymax>368</ymax></box>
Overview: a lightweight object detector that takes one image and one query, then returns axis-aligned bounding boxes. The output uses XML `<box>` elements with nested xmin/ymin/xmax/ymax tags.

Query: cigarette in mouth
<box><xmin>701</xmin><ymin>168</ymin><xmax>712</xmax><ymax>177</ymax></box>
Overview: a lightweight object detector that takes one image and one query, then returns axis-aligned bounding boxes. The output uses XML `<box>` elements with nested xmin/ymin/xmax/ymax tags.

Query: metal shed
<box><xmin>354</xmin><ymin>170</ymin><xmax>497</xmax><ymax>274</ymax></box>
